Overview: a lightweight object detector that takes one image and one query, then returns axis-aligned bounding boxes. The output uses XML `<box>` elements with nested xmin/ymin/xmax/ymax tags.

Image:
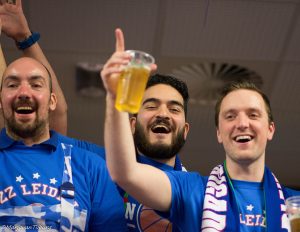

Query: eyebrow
<box><xmin>222</xmin><ymin>109</ymin><xmax>236</xmax><ymax>114</ymax></box>
<box><xmin>3</xmin><ymin>75</ymin><xmax>19</xmax><ymax>83</ymax></box>
<box><xmin>142</xmin><ymin>98</ymin><xmax>184</xmax><ymax>109</ymax></box>
<box><xmin>29</xmin><ymin>75</ymin><xmax>47</xmax><ymax>83</ymax></box>
<box><xmin>3</xmin><ymin>75</ymin><xmax>46</xmax><ymax>83</ymax></box>
<box><xmin>222</xmin><ymin>107</ymin><xmax>262</xmax><ymax>115</ymax></box>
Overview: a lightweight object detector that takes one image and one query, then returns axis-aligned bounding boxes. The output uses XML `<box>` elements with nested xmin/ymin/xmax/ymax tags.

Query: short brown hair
<box><xmin>214</xmin><ymin>81</ymin><xmax>274</xmax><ymax>127</ymax></box>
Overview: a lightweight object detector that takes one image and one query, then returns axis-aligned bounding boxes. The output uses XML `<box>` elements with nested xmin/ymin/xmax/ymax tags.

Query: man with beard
<box><xmin>121</xmin><ymin>74</ymin><xmax>190</xmax><ymax>231</ymax></box>
<box><xmin>0</xmin><ymin>0</ymin><xmax>67</xmax><ymax>134</ymax></box>
<box><xmin>102</xmin><ymin>28</ymin><xmax>300</xmax><ymax>231</ymax></box>
<box><xmin>0</xmin><ymin>0</ymin><xmax>106</xmax><ymax>157</ymax></box>
<box><xmin>131</xmin><ymin>74</ymin><xmax>188</xmax><ymax>167</ymax></box>
<box><xmin>101</xmin><ymin>29</ymin><xmax>191</xmax><ymax>231</ymax></box>
<box><xmin>0</xmin><ymin>57</ymin><xmax>126</xmax><ymax>231</ymax></box>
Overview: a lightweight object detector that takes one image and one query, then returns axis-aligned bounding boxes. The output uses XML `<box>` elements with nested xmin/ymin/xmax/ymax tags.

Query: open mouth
<box><xmin>151</xmin><ymin>124</ymin><xmax>171</xmax><ymax>134</ymax></box>
<box><xmin>234</xmin><ymin>135</ymin><xmax>253</xmax><ymax>143</ymax></box>
<box><xmin>15</xmin><ymin>106</ymin><xmax>35</xmax><ymax>114</ymax></box>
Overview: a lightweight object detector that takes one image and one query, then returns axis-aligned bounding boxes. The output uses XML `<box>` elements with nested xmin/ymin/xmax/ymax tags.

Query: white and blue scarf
<box><xmin>201</xmin><ymin>163</ymin><xmax>290</xmax><ymax>231</ymax></box>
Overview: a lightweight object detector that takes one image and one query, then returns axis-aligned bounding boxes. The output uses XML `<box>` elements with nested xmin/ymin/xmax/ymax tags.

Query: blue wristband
<box><xmin>16</xmin><ymin>32</ymin><xmax>40</xmax><ymax>50</ymax></box>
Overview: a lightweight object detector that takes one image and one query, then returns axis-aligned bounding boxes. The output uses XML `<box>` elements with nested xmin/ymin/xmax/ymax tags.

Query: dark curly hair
<box><xmin>146</xmin><ymin>74</ymin><xmax>189</xmax><ymax>118</ymax></box>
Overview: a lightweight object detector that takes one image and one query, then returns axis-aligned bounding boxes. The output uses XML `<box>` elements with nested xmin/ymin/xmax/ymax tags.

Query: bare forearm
<box><xmin>0</xmin><ymin>45</ymin><xmax>7</xmax><ymax>129</ymax></box>
<box><xmin>104</xmin><ymin>95</ymin><xmax>137</xmax><ymax>180</ymax></box>
<box><xmin>0</xmin><ymin>44</ymin><xmax>6</xmax><ymax>76</ymax></box>
<box><xmin>104</xmin><ymin>95</ymin><xmax>172</xmax><ymax>211</ymax></box>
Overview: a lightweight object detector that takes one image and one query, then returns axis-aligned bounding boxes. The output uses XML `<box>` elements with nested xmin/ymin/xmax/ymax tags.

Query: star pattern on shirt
<box><xmin>33</xmin><ymin>172</ymin><xmax>40</xmax><ymax>179</ymax></box>
<box><xmin>16</xmin><ymin>175</ymin><xmax>24</xmax><ymax>182</ymax></box>
<box><xmin>50</xmin><ymin>178</ymin><xmax>57</xmax><ymax>185</ymax></box>
<box><xmin>246</xmin><ymin>204</ymin><xmax>254</xmax><ymax>211</ymax></box>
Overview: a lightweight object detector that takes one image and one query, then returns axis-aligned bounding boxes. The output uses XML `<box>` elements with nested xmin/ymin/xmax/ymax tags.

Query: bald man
<box><xmin>0</xmin><ymin>57</ymin><xmax>126</xmax><ymax>231</ymax></box>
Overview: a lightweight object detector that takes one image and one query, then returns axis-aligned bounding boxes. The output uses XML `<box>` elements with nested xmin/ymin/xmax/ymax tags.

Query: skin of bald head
<box><xmin>1</xmin><ymin>57</ymin><xmax>53</xmax><ymax>92</ymax></box>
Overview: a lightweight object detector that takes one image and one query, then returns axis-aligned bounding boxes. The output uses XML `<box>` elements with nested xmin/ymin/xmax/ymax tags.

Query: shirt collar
<box><xmin>0</xmin><ymin>128</ymin><xmax>58</xmax><ymax>150</ymax></box>
<box><xmin>137</xmin><ymin>153</ymin><xmax>182</xmax><ymax>171</ymax></box>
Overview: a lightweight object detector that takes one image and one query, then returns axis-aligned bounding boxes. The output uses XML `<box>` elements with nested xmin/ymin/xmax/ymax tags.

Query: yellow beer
<box><xmin>286</xmin><ymin>196</ymin><xmax>300</xmax><ymax>232</ymax></box>
<box><xmin>290</xmin><ymin>217</ymin><xmax>300</xmax><ymax>232</ymax></box>
<box><xmin>115</xmin><ymin>65</ymin><xmax>151</xmax><ymax>113</ymax></box>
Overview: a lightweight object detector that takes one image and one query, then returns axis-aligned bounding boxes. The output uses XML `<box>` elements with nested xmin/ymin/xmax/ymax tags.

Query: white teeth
<box><xmin>153</xmin><ymin>125</ymin><xmax>168</xmax><ymax>129</ymax></box>
<box><xmin>17</xmin><ymin>106</ymin><xmax>32</xmax><ymax>110</ymax></box>
<box><xmin>235</xmin><ymin>135</ymin><xmax>251</xmax><ymax>142</ymax></box>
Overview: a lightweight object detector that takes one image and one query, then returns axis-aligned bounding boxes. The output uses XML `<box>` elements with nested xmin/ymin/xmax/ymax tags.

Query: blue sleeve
<box><xmin>74</xmin><ymin>141</ymin><xmax>106</xmax><ymax>159</ymax></box>
<box><xmin>89</xmin><ymin>158</ymin><xmax>126</xmax><ymax>231</ymax></box>
<box><xmin>59</xmin><ymin>134</ymin><xmax>106</xmax><ymax>159</ymax></box>
<box><xmin>165</xmin><ymin>171</ymin><xmax>206</xmax><ymax>231</ymax></box>
<box><xmin>283</xmin><ymin>186</ymin><xmax>300</xmax><ymax>198</ymax></box>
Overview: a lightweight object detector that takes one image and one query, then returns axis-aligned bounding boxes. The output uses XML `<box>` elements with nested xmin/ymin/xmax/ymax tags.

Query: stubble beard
<box><xmin>3</xmin><ymin>98</ymin><xmax>49</xmax><ymax>140</ymax></box>
<box><xmin>6</xmin><ymin>114</ymin><xmax>47</xmax><ymax>139</ymax></box>
<box><xmin>133</xmin><ymin>121</ymin><xmax>186</xmax><ymax>160</ymax></box>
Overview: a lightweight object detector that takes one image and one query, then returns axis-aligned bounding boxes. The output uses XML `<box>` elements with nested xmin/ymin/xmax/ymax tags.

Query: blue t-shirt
<box><xmin>166</xmin><ymin>171</ymin><xmax>299</xmax><ymax>231</ymax></box>
<box><xmin>56</xmin><ymin>137</ymin><xmax>187</xmax><ymax>232</ymax></box>
<box><xmin>54</xmin><ymin>137</ymin><xmax>186</xmax><ymax>231</ymax></box>
<box><xmin>233</xmin><ymin>180</ymin><xmax>266</xmax><ymax>232</ymax></box>
<box><xmin>166</xmin><ymin>171</ymin><xmax>207</xmax><ymax>232</ymax></box>
<box><xmin>122</xmin><ymin>154</ymin><xmax>184</xmax><ymax>232</ymax></box>
<box><xmin>0</xmin><ymin>129</ymin><xmax>126</xmax><ymax>231</ymax></box>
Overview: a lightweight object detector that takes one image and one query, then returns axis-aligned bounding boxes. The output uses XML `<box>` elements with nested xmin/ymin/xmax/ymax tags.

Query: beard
<box><xmin>6</xmin><ymin>115</ymin><xmax>47</xmax><ymax>139</ymax></box>
<box><xmin>133</xmin><ymin>120</ymin><xmax>186</xmax><ymax>160</ymax></box>
<box><xmin>4</xmin><ymin>98</ymin><xmax>48</xmax><ymax>139</ymax></box>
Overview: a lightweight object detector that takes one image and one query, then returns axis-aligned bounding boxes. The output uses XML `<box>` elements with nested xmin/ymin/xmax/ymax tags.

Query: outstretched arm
<box><xmin>0</xmin><ymin>0</ymin><xmax>67</xmax><ymax>134</ymax></box>
<box><xmin>102</xmin><ymin>28</ymin><xmax>171</xmax><ymax>212</ymax></box>
<box><xmin>0</xmin><ymin>36</ymin><xmax>6</xmax><ymax>127</ymax></box>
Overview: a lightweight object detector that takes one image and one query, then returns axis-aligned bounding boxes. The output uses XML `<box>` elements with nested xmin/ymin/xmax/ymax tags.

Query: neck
<box><xmin>6</xmin><ymin>126</ymin><xmax>51</xmax><ymax>146</ymax></box>
<box><xmin>225</xmin><ymin>156</ymin><xmax>265</xmax><ymax>182</ymax></box>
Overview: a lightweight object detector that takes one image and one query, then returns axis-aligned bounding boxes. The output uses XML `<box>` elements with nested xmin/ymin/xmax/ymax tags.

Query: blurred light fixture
<box><xmin>76</xmin><ymin>62</ymin><xmax>104</xmax><ymax>98</ymax></box>
<box><xmin>171</xmin><ymin>62</ymin><xmax>263</xmax><ymax>105</ymax></box>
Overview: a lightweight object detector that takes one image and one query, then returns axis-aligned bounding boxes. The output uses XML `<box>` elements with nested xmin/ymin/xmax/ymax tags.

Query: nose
<box><xmin>155</xmin><ymin>105</ymin><xmax>170</xmax><ymax>119</ymax></box>
<box><xmin>236</xmin><ymin>114</ymin><xmax>249</xmax><ymax>130</ymax></box>
<box><xmin>17</xmin><ymin>84</ymin><xmax>31</xmax><ymax>100</ymax></box>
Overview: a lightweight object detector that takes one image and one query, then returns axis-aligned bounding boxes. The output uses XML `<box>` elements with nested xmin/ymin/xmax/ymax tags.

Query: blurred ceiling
<box><xmin>1</xmin><ymin>0</ymin><xmax>300</xmax><ymax>188</ymax></box>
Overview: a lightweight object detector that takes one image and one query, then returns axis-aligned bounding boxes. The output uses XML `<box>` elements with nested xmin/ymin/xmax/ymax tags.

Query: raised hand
<box><xmin>100</xmin><ymin>28</ymin><xmax>131</xmax><ymax>99</ymax></box>
<box><xmin>101</xmin><ymin>28</ymin><xmax>157</xmax><ymax>99</ymax></box>
<box><xmin>0</xmin><ymin>0</ymin><xmax>31</xmax><ymax>41</ymax></box>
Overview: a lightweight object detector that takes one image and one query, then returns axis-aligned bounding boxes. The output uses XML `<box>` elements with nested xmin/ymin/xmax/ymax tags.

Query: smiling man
<box><xmin>131</xmin><ymin>74</ymin><xmax>189</xmax><ymax>167</ymax></box>
<box><xmin>1</xmin><ymin>58</ymin><xmax>57</xmax><ymax>145</ymax></box>
<box><xmin>0</xmin><ymin>0</ymin><xmax>68</xmax><ymax>134</ymax></box>
<box><xmin>102</xmin><ymin>28</ymin><xmax>300</xmax><ymax>232</ymax></box>
<box><xmin>124</xmin><ymin>74</ymin><xmax>190</xmax><ymax>231</ymax></box>
<box><xmin>0</xmin><ymin>57</ymin><xmax>126</xmax><ymax>231</ymax></box>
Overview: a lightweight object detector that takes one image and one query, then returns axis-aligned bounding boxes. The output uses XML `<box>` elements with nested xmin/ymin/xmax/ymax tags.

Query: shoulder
<box><xmin>282</xmin><ymin>186</ymin><xmax>300</xmax><ymax>198</ymax></box>
<box><xmin>55</xmin><ymin>133</ymin><xmax>105</xmax><ymax>158</ymax></box>
<box><xmin>55</xmin><ymin>134</ymin><xmax>106</xmax><ymax>166</ymax></box>
<box><xmin>166</xmin><ymin>171</ymin><xmax>205</xmax><ymax>231</ymax></box>
<box><xmin>166</xmin><ymin>171</ymin><xmax>207</xmax><ymax>193</ymax></box>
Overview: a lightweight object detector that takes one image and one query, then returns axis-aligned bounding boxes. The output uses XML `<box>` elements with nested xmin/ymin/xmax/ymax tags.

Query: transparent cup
<box><xmin>286</xmin><ymin>196</ymin><xmax>300</xmax><ymax>232</ymax></box>
<box><xmin>115</xmin><ymin>50</ymin><xmax>155</xmax><ymax>113</ymax></box>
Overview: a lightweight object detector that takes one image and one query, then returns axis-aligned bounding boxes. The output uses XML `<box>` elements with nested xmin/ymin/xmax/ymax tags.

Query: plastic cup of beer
<box><xmin>115</xmin><ymin>50</ymin><xmax>155</xmax><ymax>114</ymax></box>
<box><xmin>286</xmin><ymin>196</ymin><xmax>300</xmax><ymax>232</ymax></box>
